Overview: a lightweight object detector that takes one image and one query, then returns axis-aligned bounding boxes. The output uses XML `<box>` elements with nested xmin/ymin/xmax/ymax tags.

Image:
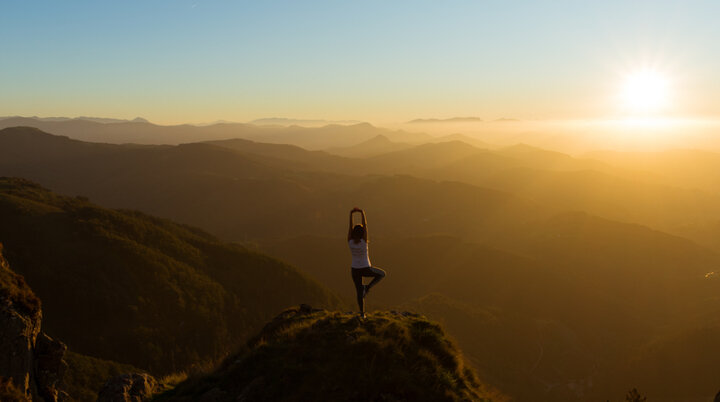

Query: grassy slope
<box><xmin>155</xmin><ymin>306</ymin><xmax>505</xmax><ymax>402</ymax></box>
<box><xmin>0</xmin><ymin>177</ymin><xmax>342</xmax><ymax>375</ymax></box>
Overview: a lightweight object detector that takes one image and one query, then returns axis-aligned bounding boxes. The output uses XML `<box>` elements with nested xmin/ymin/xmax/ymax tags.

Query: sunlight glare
<box><xmin>621</xmin><ymin>69</ymin><xmax>671</xmax><ymax>114</ymax></box>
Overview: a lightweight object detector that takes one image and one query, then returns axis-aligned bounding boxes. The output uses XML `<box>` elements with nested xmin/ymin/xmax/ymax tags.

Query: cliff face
<box><xmin>156</xmin><ymin>305</ymin><xmax>506</xmax><ymax>402</ymax></box>
<box><xmin>0</xmin><ymin>243</ymin><xmax>68</xmax><ymax>401</ymax></box>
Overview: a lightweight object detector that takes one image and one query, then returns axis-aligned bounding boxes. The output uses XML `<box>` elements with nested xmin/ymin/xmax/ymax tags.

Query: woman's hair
<box><xmin>351</xmin><ymin>224</ymin><xmax>365</xmax><ymax>240</ymax></box>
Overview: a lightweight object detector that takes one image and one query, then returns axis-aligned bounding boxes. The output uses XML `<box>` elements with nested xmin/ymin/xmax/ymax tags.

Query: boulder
<box><xmin>0</xmin><ymin>302</ymin><xmax>40</xmax><ymax>399</ymax></box>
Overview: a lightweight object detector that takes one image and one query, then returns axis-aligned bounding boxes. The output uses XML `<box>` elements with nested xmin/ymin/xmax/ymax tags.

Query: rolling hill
<box><xmin>0</xmin><ymin>177</ymin><xmax>341</xmax><ymax>375</ymax></box>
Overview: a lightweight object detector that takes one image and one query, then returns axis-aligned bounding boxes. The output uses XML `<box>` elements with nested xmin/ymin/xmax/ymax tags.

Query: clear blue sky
<box><xmin>2</xmin><ymin>0</ymin><xmax>718</xmax><ymax>124</ymax></box>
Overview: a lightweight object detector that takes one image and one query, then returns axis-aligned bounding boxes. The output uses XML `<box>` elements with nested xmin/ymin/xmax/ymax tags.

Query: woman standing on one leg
<box><xmin>348</xmin><ymin>207</ymin><xmax>386</xmax><ymax>319</ymax></box>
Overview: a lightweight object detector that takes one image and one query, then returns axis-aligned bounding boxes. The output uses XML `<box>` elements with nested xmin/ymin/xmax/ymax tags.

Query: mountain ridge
<box><xmin>408</xmin><ymin>117</ymin><xmax>483</xmax><ymax>124</ymax></box>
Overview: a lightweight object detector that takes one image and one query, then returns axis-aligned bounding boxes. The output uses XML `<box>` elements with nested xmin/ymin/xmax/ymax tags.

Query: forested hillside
<box><xmin>0</xmin><ymin>178</ymin><xmax>340</xmax><ymax>375</ymax></box>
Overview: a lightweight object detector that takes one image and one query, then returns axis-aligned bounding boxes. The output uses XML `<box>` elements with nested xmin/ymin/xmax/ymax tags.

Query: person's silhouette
<box><xmin>348</xmin><ymin>208</ymin><xmax>386</xmax><ymax>319</ymax></box>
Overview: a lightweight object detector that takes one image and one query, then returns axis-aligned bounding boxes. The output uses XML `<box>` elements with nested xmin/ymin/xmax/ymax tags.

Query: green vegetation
<box><xmin>155</xmin><ymin>306</ymin><xmax>504</xmax><ymax>402</ymax></box>
<box><xmin>0</xmin><ymin>177</ymin><xmax>342</xmax><ymax>375</ymax></box>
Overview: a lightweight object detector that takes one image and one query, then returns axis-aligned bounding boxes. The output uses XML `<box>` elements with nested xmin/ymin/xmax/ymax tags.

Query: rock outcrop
<box><xmin>96</xmin><ymin>373</ymin><xmax>157</xmax><ymax>402</ymax></box>
<box><xmin>34</xmin><ymin>333</ymin><xmax>68</xmax><ymax>401</ymax></box>
<box><xmin>0</xmin><ymin>243</ymin><xmax>68</xmax><ymax>401</ymax></box>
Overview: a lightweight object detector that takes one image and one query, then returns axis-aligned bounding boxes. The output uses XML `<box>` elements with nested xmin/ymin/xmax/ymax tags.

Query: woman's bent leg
<box><xmin>366</xmin><ymin>266</ymin><xmax>386</xmax><ymax>290</ymax></box>
<box><xmin>351</xmin><ymin>269</ymin><xmax>364</xmax><ymax>313</ymax></box>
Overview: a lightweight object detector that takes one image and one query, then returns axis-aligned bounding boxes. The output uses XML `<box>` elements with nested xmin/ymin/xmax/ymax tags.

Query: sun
<box><xmin>620</xmin><ymin>69</ymin><xmax>672</xmax><ymax>114</ymax></box>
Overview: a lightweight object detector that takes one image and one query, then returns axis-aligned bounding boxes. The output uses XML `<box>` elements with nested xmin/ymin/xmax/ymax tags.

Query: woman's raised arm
<box><xmin>348</xmin><ymin>209</ymin><xmax>355</xmax><ymax>241</ymax></box>
<box><xmin>360</xmin><ymin>209</ymin><xmax>368</xmax><ymax>241</ymax></box>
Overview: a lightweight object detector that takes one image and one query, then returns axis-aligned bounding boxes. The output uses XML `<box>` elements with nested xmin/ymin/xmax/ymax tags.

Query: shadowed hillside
<box><xmin>155</xmin><ymin>305</ymin><xmax>504</xmax><ymax>402</ymax></box>
<box><xmin>0</xmin><ymin>177</ymin><xmax>341</xmax><ymax>375</ymax></box>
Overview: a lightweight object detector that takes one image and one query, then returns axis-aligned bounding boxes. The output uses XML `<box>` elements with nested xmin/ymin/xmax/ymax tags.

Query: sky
<box><xmin>2</xmin><ymin>0</ymin><xmax>719</xmax><ymax>125</ymax></box>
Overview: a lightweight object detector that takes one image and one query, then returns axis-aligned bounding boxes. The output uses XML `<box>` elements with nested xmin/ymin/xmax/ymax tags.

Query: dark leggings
<box><xmin>351</xmin><ymin>267</ymin><xmax>386</xmax><ymax>313</ymax></box>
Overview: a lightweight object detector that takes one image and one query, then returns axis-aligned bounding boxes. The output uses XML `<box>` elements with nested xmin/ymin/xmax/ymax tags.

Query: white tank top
<box><xmin>349</xmin><ymin>239</ymin><xmax>371</xmax><ymax>268</ymax></box>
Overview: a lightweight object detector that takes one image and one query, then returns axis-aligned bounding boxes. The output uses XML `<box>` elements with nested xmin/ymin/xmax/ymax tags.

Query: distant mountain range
<box><xmin>0</xmin><ymin>115</ymin><xmax>148</xmax><ymax>124</ymax></box>
<box><xmin>325</xmin><ymin>134</ymin><xmax>414</xmax><ymax>157</ymax></box>
<box><xmin>408</xmin><ymin>117</ymin><xmax>483</xmax><ymax>124</ymax></box>
<box><xmin>0</xmin><ymin>116</ymin><xmax>430</xmax><ymax>148</ymax></box>
<box><xmin>249</xmin><ymin>117</ymin><xmax>362</xmax><ymax>126</ymax></box>
<box><xmin>2</xmin><ymin>126</ymin><xmax>719</xmax><ymax>248</ymax></box>
<box><xmin>429</xmin><ymin>133</ymin><xmax>493</xmax><ymax>148</ymax></box>
<box><xmin>0</xmin><ymin>127</ymin><xmax>539</xmax><ymax>244</ymax></box>
<box><xmin>407</xmin><ymin>117</ymin><xmax>520</xmax><ymax>124</ymax></box>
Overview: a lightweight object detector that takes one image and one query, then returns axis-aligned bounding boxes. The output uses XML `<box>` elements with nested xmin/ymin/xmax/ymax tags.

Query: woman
<box><xmin>348</xmin><ymin>207</ymin><xmax>386</xmax><ymax>319</ymax></box>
